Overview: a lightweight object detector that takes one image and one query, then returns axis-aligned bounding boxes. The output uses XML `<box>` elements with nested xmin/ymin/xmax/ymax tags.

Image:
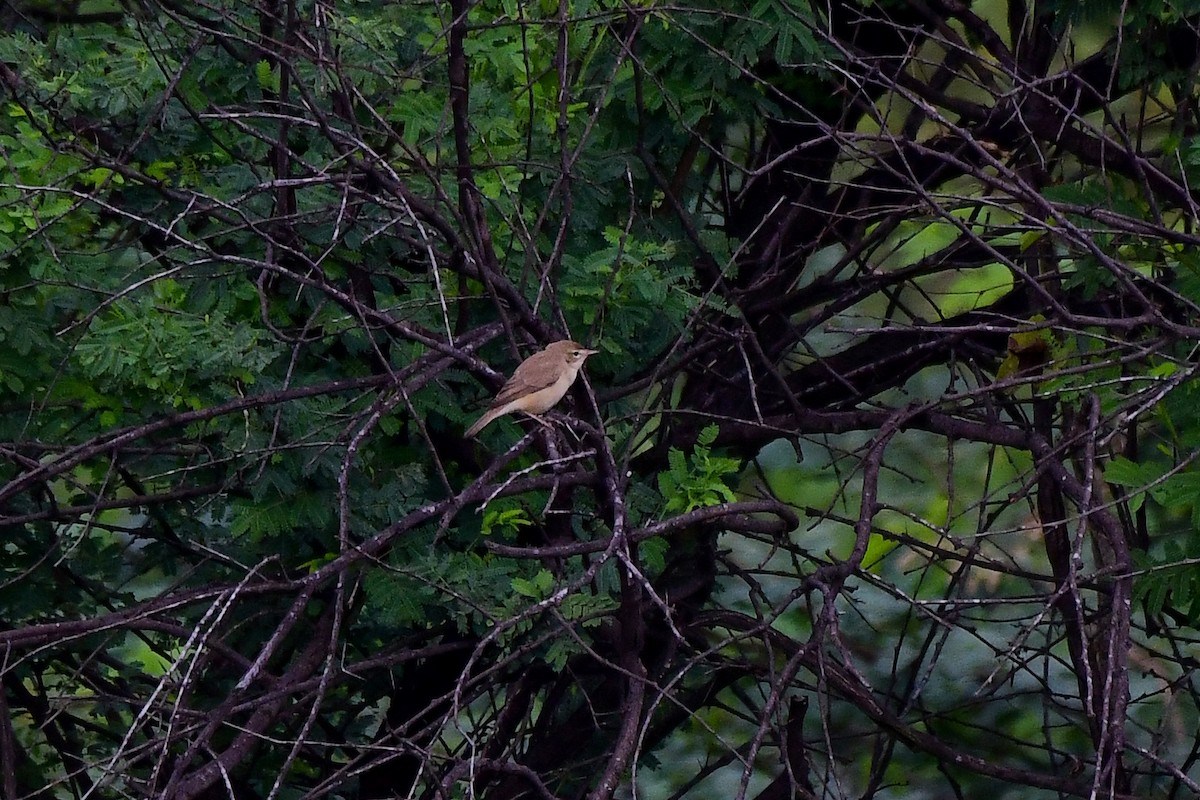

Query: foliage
<box><xmin>657</xmin><ymin>424</ymin><xmax>741</xmax><ymax>513</ymax></box>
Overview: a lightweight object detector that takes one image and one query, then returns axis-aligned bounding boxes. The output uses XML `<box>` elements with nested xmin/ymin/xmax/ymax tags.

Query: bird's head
<box><xmin>549</xmin><ymin>340</ymin><xmax>599</xmax><ymax>365</ymax></box>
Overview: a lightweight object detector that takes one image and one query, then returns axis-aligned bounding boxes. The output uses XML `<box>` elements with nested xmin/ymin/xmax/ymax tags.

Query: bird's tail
<box><xmin>464</xmin><ymin>408</ymin><xmax>501</xmax><ymax>438</ymax></box>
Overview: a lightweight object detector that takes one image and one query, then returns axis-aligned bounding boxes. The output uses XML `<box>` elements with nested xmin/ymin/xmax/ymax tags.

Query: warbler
<box><xmin>464</xmin><ymin>340</ymin><xmax>598</xmax><ymax>437</ymax></box>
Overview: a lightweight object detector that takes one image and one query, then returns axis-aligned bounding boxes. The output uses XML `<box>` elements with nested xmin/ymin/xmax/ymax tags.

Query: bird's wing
<box><xmin>491</xmin><ymin>349</ymin><xmax>559</xmax><ymax>407</ymax></box>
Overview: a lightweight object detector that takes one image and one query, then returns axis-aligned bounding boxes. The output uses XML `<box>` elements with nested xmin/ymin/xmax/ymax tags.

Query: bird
<box><xmin>464</xmin><ymin>340</ymin><xmax>598</xmax><ymax>438</ymax></box>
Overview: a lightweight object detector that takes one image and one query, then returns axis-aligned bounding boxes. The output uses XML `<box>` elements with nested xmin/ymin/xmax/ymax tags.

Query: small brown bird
<box><xmin>464</xmin><ymin>340</ymin><xmax>598</xmax><ymax>438</ymax></box>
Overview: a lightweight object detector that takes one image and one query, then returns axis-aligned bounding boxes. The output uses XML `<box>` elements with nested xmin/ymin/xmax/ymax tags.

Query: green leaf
<box><xmin>512</xmin><ymin>569</ymin><xmax>555</xmax><ymax>599</ymax></box>
<box><xmin>255</xmin><ymin>59</ymin><xmax>279</xmax><ymax>92</ymax></box>
<box><xmin>641</xmin><ymin>536</ymin><xmax>669</xmax><ymax>574</ymax></box>
<box><xmin>482</xmin><ymin>505</ymin><xmax>533</xmax><ymax>536</ymax></box>
<box><xmin>657</xmin><ymin>429</ymin><xmax>743</xmax><ymax>514</ymax></box>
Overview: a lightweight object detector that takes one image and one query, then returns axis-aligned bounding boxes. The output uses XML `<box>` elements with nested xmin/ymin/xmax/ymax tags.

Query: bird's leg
<box><xmin>538</xmin><ymin>411</ymin><xmax>589</xmax><ymax>444</ymax></box>
<box><xmin>557</xmin><ymin>413</ymin><xmax>588</xmax><ymax>443</ymax></box>
<box><xmin>522</xmin><ymin>412</ymin><xmax>555</xmax><ymax>430</ymax></box>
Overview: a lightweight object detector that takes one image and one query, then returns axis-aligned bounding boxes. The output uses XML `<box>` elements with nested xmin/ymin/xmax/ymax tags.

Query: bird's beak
<box><xmin>583</xmin><ymin>348</ymin><xmax>599</xmax><ymax>356</ymax></box>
